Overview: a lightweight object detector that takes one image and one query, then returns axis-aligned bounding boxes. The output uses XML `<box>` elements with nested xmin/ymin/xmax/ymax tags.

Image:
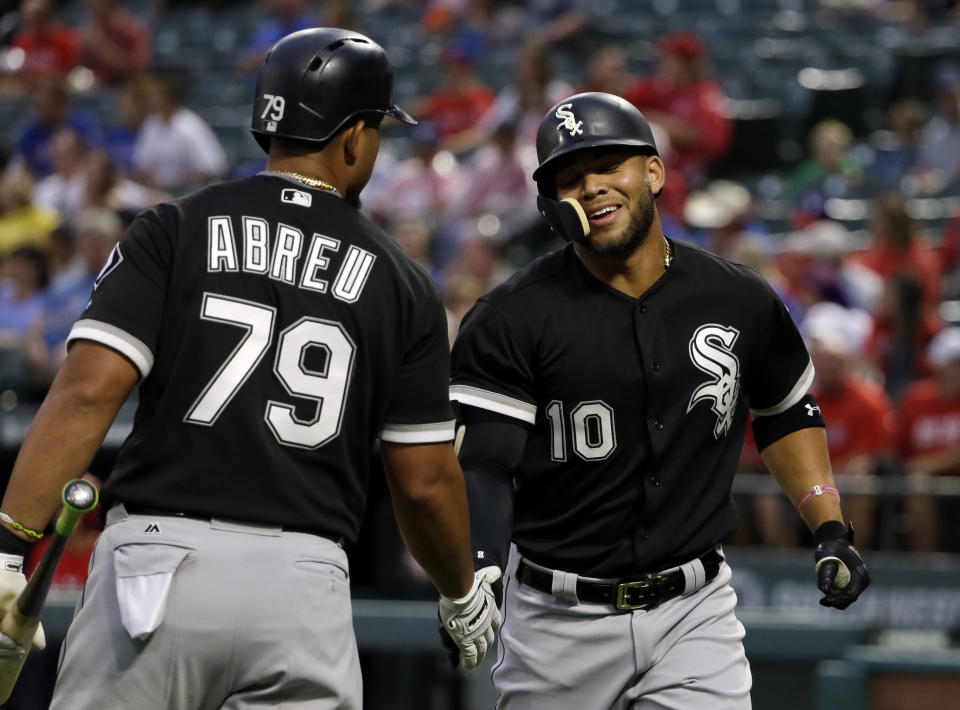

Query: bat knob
<box><xmin>61</xmin><ymin>480</ymin><xmax>98</xmax><ymax>513</ymax></box>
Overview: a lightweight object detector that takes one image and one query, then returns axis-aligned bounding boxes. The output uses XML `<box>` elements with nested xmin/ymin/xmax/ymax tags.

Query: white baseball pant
<box><xmin>491</xmin><ymin>545</ymin><xmax>752</xmax><ymax>709</ymax></box>
<box><xmin>49</xmin><ymin>504</ymin><xmax>361</xmax><ymax>710</ymax></box>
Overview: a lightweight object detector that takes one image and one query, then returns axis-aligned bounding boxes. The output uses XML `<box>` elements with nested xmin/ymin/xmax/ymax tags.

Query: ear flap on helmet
<box><xmin>537</xmin><ymin>196</ymin><xmax>590</xmax><ymax>243</ymax></box>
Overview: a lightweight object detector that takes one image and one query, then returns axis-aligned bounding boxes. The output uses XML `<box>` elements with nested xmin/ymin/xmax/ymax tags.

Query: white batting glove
<box><xmin>439</xmin><ymin>566</ymin><xmax>502</xmax><ymax>670</ymax></box>
<box><xmin>0</xmin><ymin>553</ymin><xmax>45</xmax><ymax>658</ymax></box>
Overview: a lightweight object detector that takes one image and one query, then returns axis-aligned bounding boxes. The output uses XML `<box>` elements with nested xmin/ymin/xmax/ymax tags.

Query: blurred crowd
<box><xmin>2</xmin><ymin>0</ymin><xmax>960</xmax><ymax>560</ymax></box>
<box><xmin>2</xmin><ymin>0</ymin><xmax>960</xmax><ymax>707</ymax></box>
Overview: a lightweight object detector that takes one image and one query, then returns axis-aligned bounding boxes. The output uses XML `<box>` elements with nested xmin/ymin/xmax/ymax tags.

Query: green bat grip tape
<box><xmin>55</xmin><ymin>480</ymin><xmax>99</xmax><ymax>536</ymax></box>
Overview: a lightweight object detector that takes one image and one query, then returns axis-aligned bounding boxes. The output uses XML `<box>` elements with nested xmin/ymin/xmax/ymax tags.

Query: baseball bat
<box><xmin>0</xmin><ymin>479</ymin><xmax>98</xmax><ymax>703</ymax></box>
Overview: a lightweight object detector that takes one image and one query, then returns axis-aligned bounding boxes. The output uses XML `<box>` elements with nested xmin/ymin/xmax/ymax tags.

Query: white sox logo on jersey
<box><xmin>555</xmin><ymin>103</ymin><xmax>583</xmax><ymax>136</ymax></box>
<box><xmin>687</xmin><ymin>324</ymin><xmax>742</xmax><ymax>439</ymax></box>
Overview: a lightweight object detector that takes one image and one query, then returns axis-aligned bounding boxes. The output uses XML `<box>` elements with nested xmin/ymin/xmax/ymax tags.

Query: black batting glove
<box><xmin>814</xmin><ymin>521</ymin><xmax>870</xmax><ymax>610</ymax></box>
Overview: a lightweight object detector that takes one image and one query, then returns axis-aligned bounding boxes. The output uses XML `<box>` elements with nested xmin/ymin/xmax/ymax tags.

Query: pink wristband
<box><xmin>797</xmin><ymin>484</ymin><xmax>840</xmax><ymax>512</ymax></box>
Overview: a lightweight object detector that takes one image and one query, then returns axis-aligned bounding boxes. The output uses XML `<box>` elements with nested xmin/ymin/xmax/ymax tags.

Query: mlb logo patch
<box><xmin>282</xmin><ymin>188</ymin><xmax>312</xmax><ymax>207</ymax></box>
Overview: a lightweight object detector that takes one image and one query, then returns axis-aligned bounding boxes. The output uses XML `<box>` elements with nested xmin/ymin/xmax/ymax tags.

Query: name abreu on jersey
<box><xmin>205</xmin><ymin>213</ymin><xmax>377</xmax><ymax>303</ymax></box>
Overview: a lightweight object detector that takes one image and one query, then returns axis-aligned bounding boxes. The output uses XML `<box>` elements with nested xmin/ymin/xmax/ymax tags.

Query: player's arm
<box><xmin>456</xmin><ymin>404</ymin><xmax>526</xmax><ymax>580</ymax></box>
<box><xmin>381</xmin><ymin>280</ymin><xmax>501</xmax><ymax>670</ymax></box>
<box><xmin>382</xmin><ymin>440</ymin><xmax>501</xmax><ymax>671</ymax></box>
<box><xmin>1</xmin><ymin>205</ymin><xmax>165</xmax><ymax>596</ymax></box>
<box><xmin>2</xmin><ymin>342</ymin><xmax>137</xmax><ymax>539</ymax></box>
<box><xmin>0</xmin><ymin>341</ymin><xmax>137</xmax><ymax>661</ymax></box>
<box><xmin>754</xmin><ymin>395</ymin><xmax>870</xmax><ymax>610</ymax></box>
<box><xmin>757</xmin><ymin>422</ymin><xmax>840</xmax><ymax>532</ymax></box>
<box><xmin>747</xmin><ymin>275</ymin><xmax>869</xmax><ymax>609</ymax></box>
<box><xmin>381</xmin><ymin>441</ymin><xmax>474</xmax><ymax>599</ymax></box>
<box><xmin>438</xmin><ymin>297</ymin><xmax>533</xmax><ymax>668</ymax></box>
<box><xmin>423</xmin><ymin>404</ymin><xmax>524</xmax><ymax>671</ymax></box>
<box><xmin>447</xmin><ymin>301</ymin><xmax>534</xmax><ymax>580</ymax></box>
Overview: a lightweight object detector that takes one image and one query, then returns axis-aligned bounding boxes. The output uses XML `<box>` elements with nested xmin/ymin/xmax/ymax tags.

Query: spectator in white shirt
<box><xmin>132</xmin><ymin>73</ymin><xmax>228</xmax><ymax>190</ymax></box>
<box><xmin>32</xmin><ymin>127</ymin><xmax>88</xmax><ymax>220</ymax></box>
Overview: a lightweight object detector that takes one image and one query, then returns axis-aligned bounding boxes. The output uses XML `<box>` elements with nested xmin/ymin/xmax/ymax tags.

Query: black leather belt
<box><xmin>516</xmin><ymin>549</ymin><xmax>723</xmax><ymax>611</ymax></box>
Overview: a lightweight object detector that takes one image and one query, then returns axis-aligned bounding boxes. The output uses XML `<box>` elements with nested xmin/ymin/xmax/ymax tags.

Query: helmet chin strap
<box><xmin>537</xmin><ymin>196</ymin><xmax>591</xmax><ymax>243</ymax></box>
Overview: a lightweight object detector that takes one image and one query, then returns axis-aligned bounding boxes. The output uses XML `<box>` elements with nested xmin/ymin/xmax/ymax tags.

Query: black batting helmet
<box><xmin>250</xmin><ymin>28</ymin><xmax>416</xmax><ymax>153</ymax></box>
<box><xmin>532</xmin><ymin>92</ymin><xmax>659</xmax><ymax>196</ymax></box>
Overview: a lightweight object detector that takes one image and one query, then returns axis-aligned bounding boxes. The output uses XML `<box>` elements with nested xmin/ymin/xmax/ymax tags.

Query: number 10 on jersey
<box><xmin>545</xmin><ymin>400</ymin><xmax>617</xmax><ymax>461</ymax></box>
<box><xmin>184</xmin><ymin>292</ymin><xmax>355</xmax><ymax>449</ymax></box>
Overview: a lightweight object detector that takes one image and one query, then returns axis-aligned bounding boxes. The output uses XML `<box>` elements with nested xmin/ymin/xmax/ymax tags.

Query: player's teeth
<box><xmin>591</xmin><ymin>206</ymin><xmax>617</xmax><ymax>218</ymax></box>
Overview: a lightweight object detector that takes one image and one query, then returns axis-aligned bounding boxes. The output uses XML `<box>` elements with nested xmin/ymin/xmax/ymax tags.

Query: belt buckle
<box><xmin>614</xmin><ymin>573</ymin><xmax>662</xmax><ymax>610</ymax></box>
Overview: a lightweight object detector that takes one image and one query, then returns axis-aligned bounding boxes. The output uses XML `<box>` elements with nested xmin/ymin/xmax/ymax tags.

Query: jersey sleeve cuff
<box><xmin>380</xmin><ymin>420</ymin><xmax>456</xmax><ymax>443</ymax></box>
<box><xmin>749</xmin><ymin>358</ymin><xmax>815</xmax><ymax>417</ymax></box>
<box><xmin>67</xmin><ymin>319</ymin><xmax>154</xmax><ymax>379</ymax></box>
<box><xmin>449</xmin><ymin>384</ymin><xmax>537</xmax><ymax>425</ymax></box>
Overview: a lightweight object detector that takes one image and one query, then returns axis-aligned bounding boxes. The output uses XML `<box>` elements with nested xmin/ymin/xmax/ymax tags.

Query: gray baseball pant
<box><xmin>49</xmin><ymin>504</ymin><xmax>361</xmax><ymax>710</ymax></box>
<box><xmin>492</xmin><ymin>546</ymin><xmax>752</xmax><ymax>709</ymax></box>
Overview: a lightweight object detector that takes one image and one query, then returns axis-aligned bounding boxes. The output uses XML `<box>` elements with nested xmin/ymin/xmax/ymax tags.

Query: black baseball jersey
<box><xmin>68</xmin><ymin>172</ymin><xmax>454</xmax><ymax>545</ymax></box>
<box><xmin>451</xmin><ymin>240</ymin><xmax>813</xmax><ymax>577</ymax></box>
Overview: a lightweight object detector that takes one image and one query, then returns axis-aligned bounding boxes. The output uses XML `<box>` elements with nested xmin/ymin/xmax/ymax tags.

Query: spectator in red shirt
<box><xmin>421</xmin><ymin>47</ymin><xmax>495</xmax><ymax>150</ymax></box>
<box><xmin>898</xmin><ymin>327</ymin><xmax>960</xmax><ymax>552</ymax></box>
<box><xmin>852</xmin><ymin>192</ymin><xmax>944</xmax><ymax>395</ymax></box>
<box><xmin>76</xmin><ymin>0</ymin><xmax>152</xmax><ymax>87</ymax></box>
<box><xmin>854</xmin><ymin>193</ymin><xmax>942</xmax><ymax>310</ymax></box>
<box><xmin>8</xmin><ymin>0</ymin><xmax>79</xmax><ymax>89</ymax></box>
<box><xmin>578</xmin><ymin>46</ymin><xmax>699</xmax><ymax>222</ymax></box>
<box><xmin>802</xmin><ymin>303</ymin><xmax>894</xmax><ymax>547</ymax></box>
<box><xmin>449</xmin><ymin>42</ymin><xmax>574</xmax><ymax>155</ymax></box>
<box><xmin>750</xmin><ymin>302</ymin><xmax>892</xmax><ymax>547</ymax></box>
<box><xmin>625</xmin><ymin>31</ymin><xmax>732</xmax><ymax>188</ymax></box>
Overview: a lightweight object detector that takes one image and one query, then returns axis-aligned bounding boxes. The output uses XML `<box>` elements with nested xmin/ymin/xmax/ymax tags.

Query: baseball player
<box><xmin>0</xmin><ymin>28</ymin><xmax>499</xmax><ymax>709</ymax></box>
<box><xmin>444</xmin><ymin>92</ymin><xmax>870</xmax><ymax>708</ymax></box>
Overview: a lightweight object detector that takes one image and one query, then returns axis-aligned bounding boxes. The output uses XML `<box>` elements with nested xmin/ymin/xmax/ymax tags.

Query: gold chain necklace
<box><xmin>664</xmin><ymin>236</ymin><xmax>673</xmax><ymax>269</ymax></box>
<box><xmin>274</xmin><ymin>171</ymin><xmax>340</xmax><ymax>196</ymax></box>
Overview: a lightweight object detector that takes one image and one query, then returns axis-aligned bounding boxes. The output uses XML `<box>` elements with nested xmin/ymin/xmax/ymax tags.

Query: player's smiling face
<box><xmin>553</xmin><ymin>148</ymin><xmax>662</xmax><ymax>258</ymax></box>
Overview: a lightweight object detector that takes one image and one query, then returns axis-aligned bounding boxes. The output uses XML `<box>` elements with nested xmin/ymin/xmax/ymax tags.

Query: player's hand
<box><xmin>438</xmin><ymin>566</ymin><xmax>502</xmax><ymax>670</ymax></box>
<box><xmin>813</xmin><ymin>521</ymin><xmax>870</xmax><ymax>610</ymax></box>
<box><xmin>438</xmin><ymin>563</ymin><xmax>503</xmax><ymax>668</ymax></box>
<box><xmin>0</xmin><ymin>554</ymin><xmax>46</xmax><ymax>656</ymax></box>
<box><xmin>0</xmin><ymin>632</ymin><xmax>27</xmax><ymax>662</ymax></box>
<box><xmin>474</xmin><ymin>558</ymin><xmax>503</xmax><ymax>609</ymax></box>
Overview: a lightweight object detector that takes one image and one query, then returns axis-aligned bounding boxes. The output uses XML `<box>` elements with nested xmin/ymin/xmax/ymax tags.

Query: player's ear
<box><xmin>342</xmin><ymin>120</ymin><xmax>366</xmax><ymax>166</ymax></box>
<box><xmin>646</xmin><ymin>154</ymin><xmax>665</xmax><ymax>195</ymax></box>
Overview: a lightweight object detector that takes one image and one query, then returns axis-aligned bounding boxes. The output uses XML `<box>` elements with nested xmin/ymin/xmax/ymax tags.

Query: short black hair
<box><xmin>269</xmin><ymin>113</ymin><xmax>384</xmax><ymax>156</ymax></box>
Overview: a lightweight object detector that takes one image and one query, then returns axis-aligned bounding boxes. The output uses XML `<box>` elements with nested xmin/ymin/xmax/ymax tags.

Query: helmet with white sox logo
<box><xmin>532</xmin><ymin>92</ymin><xmax>660</xmax><ymax>242</ymax></box>
<box><xmin>532</xmin><ymin>92</ymin><xmax>659</xmax><ymax>199</ymax></box>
